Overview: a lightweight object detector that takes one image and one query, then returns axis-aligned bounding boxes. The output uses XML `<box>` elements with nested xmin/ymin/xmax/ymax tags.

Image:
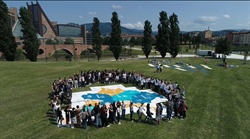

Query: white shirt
<box><xmin>122</xmin><ymin>103</ymin><xmax>126</xmax><ymax>110</ymax></box>
<box><xmin>117</xmin><ymin>107</ymin><xmax>121</xmax><ymax>113</ymax></box>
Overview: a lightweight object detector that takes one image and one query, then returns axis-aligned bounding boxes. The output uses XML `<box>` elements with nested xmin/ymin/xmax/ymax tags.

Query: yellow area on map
<box><xmin>98</xmin><ymin>88</ymin><xmax>124</xmax><ymax>96</ymax></box>
<box><xmin>85</xmin><ymin>100</ymin><xmax>100</xmax><ymax>106</ymax></box>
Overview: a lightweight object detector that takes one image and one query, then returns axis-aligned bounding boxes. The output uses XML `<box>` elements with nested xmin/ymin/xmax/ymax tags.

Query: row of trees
<box><xmin>91</xmin><ymin>11</ymin><xmax>181</xmax><ymax>60</ymax></box>
<box><xmin>0</xmin><ymin>0</ymin><xmax>239</xmax><ymax>62</ymax></box>
<box><xmin>0</xmin><ymin>0</ymin><xmax>40</xmax><ymax>61</ymax></box>
<box><xmin>45</xmin><ymin>37</ymin><xmax>74</xmax><ymax>45</ymax></box>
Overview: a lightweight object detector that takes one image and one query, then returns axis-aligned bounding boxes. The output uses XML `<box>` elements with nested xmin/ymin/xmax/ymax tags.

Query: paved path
<box><xmin>138</xmin><ymin>54</ymin><xmax>249</xmax><ymax>61</ymax></box>
<box><xmin>125</xmin><ymin>46</ymin><xmax>249</xmax><ymax>61</ymax></box>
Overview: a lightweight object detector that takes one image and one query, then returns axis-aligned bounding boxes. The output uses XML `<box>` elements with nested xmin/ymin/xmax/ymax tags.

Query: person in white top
<box><xmin>137</xmin><ymin>103</ymin><xmax>145</xmax><ymax>122</ymax></box>
<box><xmin>121</xmin><ymin>101</ymin><xmax>126</xmax><ymax>120</ymax></box>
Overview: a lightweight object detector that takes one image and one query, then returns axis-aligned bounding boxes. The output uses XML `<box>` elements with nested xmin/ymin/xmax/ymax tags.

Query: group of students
<box><xmin>50</xmin><ymin>68</ymin><xmax>188</xmax><ymax>129</ymax></box>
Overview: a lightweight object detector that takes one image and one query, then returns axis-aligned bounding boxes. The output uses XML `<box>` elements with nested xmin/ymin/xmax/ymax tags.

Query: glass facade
<box><xmin>57</xmin><ymin>25</ymin><xmax>81</xmax><ymax>37</ymax></box>
<box><xmin>12</xmin><ymin>20</ymin><xmax>23</xmax><ymax>38</ymax></box>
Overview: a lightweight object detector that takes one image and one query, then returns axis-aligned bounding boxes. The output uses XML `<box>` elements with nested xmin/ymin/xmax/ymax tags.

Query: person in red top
<box><xmin>180</xmin><ymin>101</ymin><xmax>188</xmax><ymax>119</ymax></box>
<box><xmin>101</xmin><ymin>105</ymin><xmax>110</xmax><ymax>127</ymax></box>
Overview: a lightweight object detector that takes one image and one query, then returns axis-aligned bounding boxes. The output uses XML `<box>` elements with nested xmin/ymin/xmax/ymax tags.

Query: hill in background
<box><xmin>66</xmin><ymin>22</ymin><xmax>249</xmax><ymax>37</ymax></box>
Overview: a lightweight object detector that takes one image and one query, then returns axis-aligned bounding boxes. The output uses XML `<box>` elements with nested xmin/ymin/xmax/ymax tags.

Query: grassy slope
<box><xmin>0</xmin><ymin>58</ymin><xmax>249</xmax><ymax>139</ymax></box>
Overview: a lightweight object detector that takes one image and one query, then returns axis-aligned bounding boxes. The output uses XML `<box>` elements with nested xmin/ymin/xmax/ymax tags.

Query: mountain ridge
<box><xmin>65</xmin><ymin>22</ymin><xmax>249</xmax><ymax>36</ymax></box>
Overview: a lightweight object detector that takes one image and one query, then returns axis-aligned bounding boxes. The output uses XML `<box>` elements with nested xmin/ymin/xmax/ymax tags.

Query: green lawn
<box><xmin>0</xmin><ymin>57</ymin><xmax>250</xmax><ymax>139</ymax></box>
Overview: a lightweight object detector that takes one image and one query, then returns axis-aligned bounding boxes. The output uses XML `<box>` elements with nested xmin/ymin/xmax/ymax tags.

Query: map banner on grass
<box><xmin>70</xmin><ymin>84</ymin><xmax>168</xmax><ymax>118</ymax></box>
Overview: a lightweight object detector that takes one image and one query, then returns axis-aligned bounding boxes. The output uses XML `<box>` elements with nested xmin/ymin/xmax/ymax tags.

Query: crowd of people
<box><xmin>50</xmin><ymin>68</ymin><xmax>188</xmax><ymax>129</ymax></box>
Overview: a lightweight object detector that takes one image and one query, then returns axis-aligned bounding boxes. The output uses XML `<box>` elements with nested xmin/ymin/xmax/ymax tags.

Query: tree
<box><xmin>169</xmin><ymin>13</ymin><xmax>180</xmax><ymax>58</ymax></box>
<box><xmin>15</xmin><ymin>48</ymin><xmax>26</xmax><ymax>61</ymax></box>
<box><xmin>122</xmin><ymin>39</ymin><xmax>129</xmax><ymax>46</ymax></box>
<box><xmin>91</xmin><ymin>17</ymin><xmax>102</xmax><ymax>61</ymax></box>
<box><xmin>54</xmin><ymin>38</ymin><xmax>64</xmax><ymax>44</ymax></box>
<box><xmin>0</xmin><ymin>0</ymin><xmax>17</xmax><ymax>61</ymax></box>
<box><xmin>155</xmin><ymin>11</ymin><xmax>170</xmax><ymax>58</ymax></box>
<box><xmin>45</xmin><ymin>39</ymin><xmax>56</xmax><ymax>44</ymax></box>
<box><xmin>135</xmin><ymin>37</ymin><xmax>142</xmax><ymax>46</ymax></box>
<box><xmin>109</xmin><ymin>12</ymin><xmax>122</xmax><ymax>60</ymax></box>
<box><xmin>129</xmin><ymin>37</ymin><xmax>136</xmax><ymax>47</ymax></box>
<box><xmin>142</xmin><ymin>20</ymin><xmax>153</xmax><ymax>58</ymax></box>
<box><xmin>215</xmin><ymin>38</ymin><xmax>231</xmax><ymax>55</ymax></box>
<box><xmin>19</xmin><ymin>6</ymin><xmax>40</xmax><ymax>62</ymax></box>
<box><xmin>64</xmin><ymin>37</ymin><xmax>74</xmax><ymax>44</ymax></box>
<box><xmin>102</xmin><ymin>36</ymin><xmax>110</xmax><ymax>45</ymax></box>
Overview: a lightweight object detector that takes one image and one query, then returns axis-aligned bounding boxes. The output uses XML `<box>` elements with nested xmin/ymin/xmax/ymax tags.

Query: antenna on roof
<box><xmin>208</xmin><ymin>26</ymin><xmax>209</xmax><ymax>30</ymax></box>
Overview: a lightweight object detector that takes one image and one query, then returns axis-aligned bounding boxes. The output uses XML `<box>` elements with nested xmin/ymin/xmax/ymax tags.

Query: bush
<box><xmin>15</xmin><ymin>48</ymin><xmax>26</xmax><ymax>61</ymax></box>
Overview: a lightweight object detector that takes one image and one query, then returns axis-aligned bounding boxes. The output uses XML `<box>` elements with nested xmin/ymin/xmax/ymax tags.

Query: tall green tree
<box><xmin>109</xmin><ymin>12</ymin><xmax>122</xmax><ymax>60</ymax></box>
<box><xmin>142</xmin><ymin>20</ymin><xmax>153</xmax><ymax>58</ymax></box>
<box><xmin>155</xmin><ymin>11</ymin><xmax>170</xmax><ymax>58</ymax></box>
<box><xmin>215</xmin><ymin>38</ymin><xmax>231</xmax><ymax>55</ymax></box>
<box><xmin>91</xmin><ymin>17</ymin><xmax>102</xmax><ymax>61</ymax></box>
<box><xmin>19</xmin><ymin>6</ymin><xmax>40</xmax><ymax>61</ymax></box>
<box><xmin>0</xmin><ymin>0</ymin><xmax>17</xmax><ymax>61</ymax></box>
<box><xmin>169</xmin><ymin>13</ymin><xmax>180</xmax><ymax>58</ymax></box>
<box><xmin>129</xmin><ymin>37</ymin><xmax>136</xmax><ymax>47</ymax></box>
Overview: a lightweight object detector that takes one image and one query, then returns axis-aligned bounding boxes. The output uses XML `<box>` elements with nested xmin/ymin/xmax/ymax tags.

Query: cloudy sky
<box><xmin>5</xmin><ymin>1</ymin><xmax>250</xmax><ymax>31</ymax></box>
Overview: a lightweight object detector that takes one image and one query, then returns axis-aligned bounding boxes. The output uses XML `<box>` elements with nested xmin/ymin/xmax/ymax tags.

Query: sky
<box><xmin>4</xmin><ymin>1</ymin><xmax>250</xmax><ymax>32</ymax></box>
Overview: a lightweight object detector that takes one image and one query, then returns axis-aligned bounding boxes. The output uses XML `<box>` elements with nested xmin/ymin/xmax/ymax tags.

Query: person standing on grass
<box><xmin>158</xmin><ymin>103</ymin><xmax>163</xmax><ymax>121</ymax></box>
<box><xmin>173</xmin><ymin>99</ymin><xmax>179</xmax><ymax>118</ymax></box>
<box><xmin>57</xmin><ymin>107</ymin><xmax>63</xmax><ymax>128</ymax></box>
<box><xmin>145</xmin><ymin>103</ymin><xmax>152</xmax><ymax>122</ymax></box>
<box><xmin>109</xmin><ymin>104</ymin><xmax>114</xmax><ymax>124</ymax></box>
<box><xmin>137</xmin><ymin>103</ymin><xmax>145</xmax><ymax>122</ymax></box>
<box><xmin>116</xmin><ymin>101</ymin><xmax>121</xmax><ymax>124</ymax></box>
<box><xmin>64</xmin><ymin>106</ymin><xmax>70</xmax><ymax>128</ymax></box>
<box><xmin>75</xmin><ymin>105</ymin><xmax>82</xmax><ymax>127</ymax></box>
<box><xmin>101</xmin><ymin>105</ymin><xmax>110</xmax><ymax>127</ymax></box>
<box><xmin>166</xmin><ymin>101</ymin><xmax>172</xmax><ymax>122</ymax></box>
<box><xmin>87</xmin><ymin>104</ymin><xmax>93</xmax><ymax>127</ymax></box>
<box><xmin>112</xmin><ymin>102</ymin><xmax>117</xmax><ymax>124</ymax></box>
<box><xmin>96</xmin><ymin>105</ymin><xmax>102</xmax><ymax>127</ymax></box>
<box><xmin>54</xmin><ymin>102</ymin><xmax>60</xmax><ymax>120</ymax></box>
<box><xmin>121</xmin><ymin>101</ymin><xmax>126</xmax><ymax>120</ymax></box>
<box><xmin>81</xmin><ymin>106</ymin><xmax>88</xmax><ymax>130</ymax></box>
<box><xmin>70</xmin><ymin>108</ymin><xmax>76</xmax><ymax>128</ymax></box>
<box><xmin>180</xmin><ymin>101</ymin><xmax>188</xmax><ymax>119</ymax></box>
<box><xmin>155</xmin><ymin>103</ymin><xmax>161</xmax><ymax>125</ymax></box>
<box><xmin>130</xmin><ymin>101</ymin><xmax>134</xmax><ymax>122</ymax></box>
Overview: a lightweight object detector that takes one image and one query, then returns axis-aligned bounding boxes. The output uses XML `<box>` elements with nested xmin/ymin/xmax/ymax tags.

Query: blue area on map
<box><xmin>112</xmin><ymin>90</ymin><xmax>140</xmax><ymax>101</ymax></box>
<box><xmin>131</xmin><ymin>91</ymin><xmax>164</xmax><ymax>103</ymax></box>
<box><xmin>81</xmin><ymin>90</ymin><xmax>164</xmax><ymax>104</ymax></box>
<box><xmin>82</xmin><ymin>93</ymin><xmax>114</xmax><ymax>104</ymax></box>
<box><xmin>193</xmin><ymin>65</ymin><xmax>208</xmax><ymax>73</ymax></box>
<box><xmin>182</xmin><ymin>65</ymin><xmax>195</xmax><ymax>72</ymax></box>
<box><xmin>170</xmin><ymin>66</ymin><xmax>176</xmax><ymax>69</ymax></box>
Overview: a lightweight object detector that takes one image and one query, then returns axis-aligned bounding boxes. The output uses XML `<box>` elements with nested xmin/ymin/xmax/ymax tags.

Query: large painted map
<box><xmin>70</xmin><ymin>84</ymin><xmax>168</xmax><ymax>118</ymax></box>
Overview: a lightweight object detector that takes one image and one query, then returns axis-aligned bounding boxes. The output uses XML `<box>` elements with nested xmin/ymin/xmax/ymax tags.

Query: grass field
<box><xmin>0</xmin><ymin>57</ymin><xmax>250</xmax><ymax>139</ymax></box>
